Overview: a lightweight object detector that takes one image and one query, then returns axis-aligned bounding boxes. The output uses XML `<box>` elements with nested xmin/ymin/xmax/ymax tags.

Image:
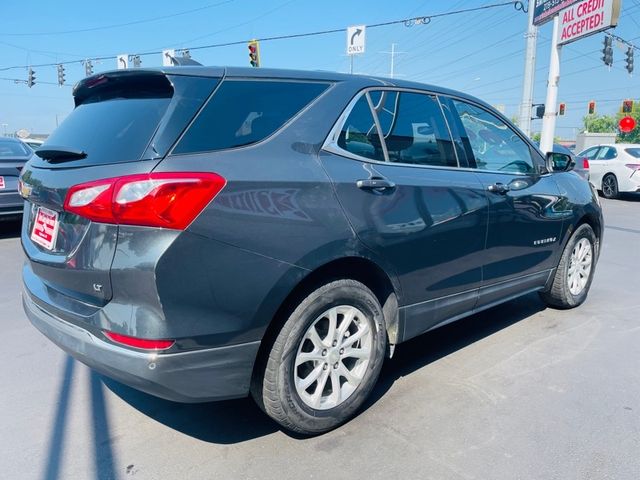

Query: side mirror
<box><xmin>546</xmin><ymin>151</ymin><xmax>575</xmax><ymax>173</ymax></box>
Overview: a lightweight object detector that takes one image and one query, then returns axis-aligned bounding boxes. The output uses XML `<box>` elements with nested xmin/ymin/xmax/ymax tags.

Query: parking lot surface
<box><xmin>1</xmin><ymin>196</ymin><xmax>639</xmax><ymax>480</ymax></box>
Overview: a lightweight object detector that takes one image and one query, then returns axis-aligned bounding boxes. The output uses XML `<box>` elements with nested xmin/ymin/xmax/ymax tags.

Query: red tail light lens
<box><xmin>64</xmin><ymin>172</ymin><xmax>226</xmax><ymax>229</ymax></box>
<box><xmin>104</xmin><ymin>331</ymin><xmax>175</xmax><ymax>350</ymax></box>
<box><xmin>582</xmin><ymin>158</ymin><xmax>590</xmax><ymax>169</ymax></box>
<box><xmin>625</xmin><ymin>163</ymin><xmax>640</xmax><ymax>171</ymax></box>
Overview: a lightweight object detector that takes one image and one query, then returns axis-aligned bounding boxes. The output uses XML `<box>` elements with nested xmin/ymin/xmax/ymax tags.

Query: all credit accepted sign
<box><xmin>558</xmin><ymin>0</ymin><xmax>621</xmax><ymax>45</ymax></box>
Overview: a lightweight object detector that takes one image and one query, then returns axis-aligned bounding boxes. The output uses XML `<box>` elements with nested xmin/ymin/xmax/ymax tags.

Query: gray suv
<box><xmin>20</xmin><ymin>67</ymin><xmax>602</xmax><ymax>434</ymax></box>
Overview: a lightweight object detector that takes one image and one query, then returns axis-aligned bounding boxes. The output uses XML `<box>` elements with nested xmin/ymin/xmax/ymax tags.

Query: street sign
<box><xmin>117</xmin><ymin>54</ymin><xmax>129</xmax><ymax>69</ymax></box>
<box><xmin>346</xmin><ymin>25</ymin><xmax>366</xmax><ymax>55</ymax></box>
<box><xmin>533</xmin><ymin>0</ymin><xmax>581</xmax><ymax>26</ymax></box>
<box><xmin>558</xmin><ymin>0</ymin><xmax>621</xmax><ymax>46</ymax></box>
<box><xmin>162</xmin><ymin>49</ymin><xmax>176</xmax><ymax>67</ymax></box>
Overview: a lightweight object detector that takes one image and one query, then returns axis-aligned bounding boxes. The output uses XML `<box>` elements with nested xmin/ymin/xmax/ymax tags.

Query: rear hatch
<box><xmin>21</xmin><ymin>69</ymin><xmax>220</xmax><ymax>307</ymax></box>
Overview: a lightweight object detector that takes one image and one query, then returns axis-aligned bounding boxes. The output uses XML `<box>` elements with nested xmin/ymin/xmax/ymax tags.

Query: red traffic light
<box><xmin>248</xmin><ymin>44</ymin><xmax>257</xmax><ymax>54</ymax></box>
<box><xmin>623</xmin><ymin>99</ymin><xmax>634</xmax><ymax>113</ymax></box>
<box><xmin>588</xmin><ymin>101</ymin><xmax>596</xmax><ymax>115</ymax></box>
<box><xmin>558</xmin><ymin>103</ymin><xmax>566</xmax><ymax>116</ymax></box>
<box><xmin>619</xmin><ymin>116</ymin><xmax>636</xmax><ymax>133</ymax></box>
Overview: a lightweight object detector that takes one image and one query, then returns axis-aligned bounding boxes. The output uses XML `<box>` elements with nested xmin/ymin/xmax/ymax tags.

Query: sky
<box><xmin>1</xmin><ymin>0</ymin><xmax>639</xmax><ymax>139</ymax></box>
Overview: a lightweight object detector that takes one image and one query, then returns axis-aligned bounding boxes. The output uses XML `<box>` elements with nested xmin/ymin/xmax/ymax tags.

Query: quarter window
<box><xmin>174</xmin><ymin>80</ymin><xmax>329</xmax><ymax>154</ymax></box>
<box><xmin>369</xmin><ymin>91</ymin><xmax>457</xmax><ymax>167</ymax></box>
<box><xmin>452</xmin><ymin>100</ymin><xmax>535</xmax><ymax>174</ymax></box>
<box><xmin>580</xmin><ymin>147</ymin><xmax>600</xmax><ymax>159</ymax></box>
<box><xmin>596</xmin><ymin>146</ymin><xmax>617</xmax><ymax>160</ymax></box>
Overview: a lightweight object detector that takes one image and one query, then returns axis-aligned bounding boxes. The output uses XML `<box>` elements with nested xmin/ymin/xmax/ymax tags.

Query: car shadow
<box><xmin>619</xmin><ymin>192</ymin><xmax>640</xmax><ymax>202</ymax></box>
<box><xmin>103</xmin><ymin>293</ymin><xmax>546</xmax><ymax>443</ymax></box>
<box><xmin>0</xmin><ymin>219</ymin><xmax>21</xmax><ymax>239</ymax></box>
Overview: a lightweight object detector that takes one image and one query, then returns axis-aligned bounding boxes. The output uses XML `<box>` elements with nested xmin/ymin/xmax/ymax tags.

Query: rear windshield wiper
<box><xmin>35</xmin><ymin>146</ymin><xmax>87</xmax><ymax>162</ymax></box>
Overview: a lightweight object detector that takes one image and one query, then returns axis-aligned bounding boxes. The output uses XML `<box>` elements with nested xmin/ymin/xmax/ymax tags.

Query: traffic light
<box><xmin>588</xmin><ymin>100</ymin><xmax>596</xmax><ymax>115</ymax></box>
<box><xmin>132</xmin><ymin>55</ymin><xmax>141</xmax><ymax>68</ymax></box>
<box><xmin>27</xmin><ymin>67</ymin><xmax>36</xmax><ymax>88</ymax></box>
<box><xmin>535</xmin><ymin>104</ymin><xmax>545</xmax><ymax>119</ymax></box>
<box><xmin>602</xmin><ymin>36</ymin><xmax>613</xmax><ymax>67</ymax></box>
<box><xmin>248</xmin><ymin>40</ymin><xmax>260</xmax><ymax>68</ymax></box>
<box><xmin>558</xmin><ymin>103</ymin><xmax>566</xmax><ymax>116</ymax></box>
<box><xmin>622</xmin><ymin>99</ymin><xmax>634</xmax><ymax>113</ymax></box>
<box><xmin>57</xmin><ymin>64</ymin><xmax>65</xmax><ymax>86</ymax></box>
<box><xmin>626</xmin><ymin>46</ymin><xmax>634</xmax><ymax>74</ymax></box>
<box><xmin>84</xmin><ymin>60</ymin><xmax>93</xmax><ymax>77</ymax></box>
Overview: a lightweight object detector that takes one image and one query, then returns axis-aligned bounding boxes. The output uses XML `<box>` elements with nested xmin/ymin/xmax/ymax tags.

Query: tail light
<box><xmin>64</xmin><ymin>172</ymin><xmax>226</xmax><ymax>229</ymax></box>
<box><xmin>625</xmin><ymin>163</ymin><xmax>640</xmax><ymax>171</ymax></box>
<box><xmin>582</xmin><ymin>158</ymin><xmax>590</xmax><ymax>169</ymax></box>
<box><xmin>104</xmin><ymin>331</ymin><xmax>175</xmax><ymax>350</ymax></box>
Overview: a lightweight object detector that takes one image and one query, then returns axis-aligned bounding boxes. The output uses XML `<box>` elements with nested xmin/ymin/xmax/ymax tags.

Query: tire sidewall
<box><xmin>276</xmin><ymin>281</ymin><xmax>386</xmax><ymax>433</ymax></box>
<box><xmin>559</xmin><ymin>224</ymin><xmax>597</xmax><ymax>307</ymax></box>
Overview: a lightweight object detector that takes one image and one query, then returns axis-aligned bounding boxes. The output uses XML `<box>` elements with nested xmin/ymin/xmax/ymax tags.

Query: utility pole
<box><xmin>518</xmin><ymin>0</ymin><xmax>538</xmax><ymax>137</ymax></box>
<box><xmin>381</xmin><ymin>43</ymin><xmax>406</xmax><ymax>79</ymax></box>
<box><xmin>540</xmin><ymin>16</ymin><xmax>561</xmax><ymax>154</ymax></box>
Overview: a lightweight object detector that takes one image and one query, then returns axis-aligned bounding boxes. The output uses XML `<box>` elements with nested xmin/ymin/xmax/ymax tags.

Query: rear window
<box><xmin>625</xmin><ymin>148</ymin><xmax>640</xmax><ymax>158</ymax></box>
<box><xmin>42</xmin><ymin>80</ymin><xmax>172</xmax><ymax>165</ymax></box>
<box><xmin>0</xmin><ymin>140</ymin><xmax>31</xmax><ymax>159</ymax></box>
<box><xmin>173</xmin><ymin>80</ymin><xmax>329</xmax><ymax>154</ymax></box>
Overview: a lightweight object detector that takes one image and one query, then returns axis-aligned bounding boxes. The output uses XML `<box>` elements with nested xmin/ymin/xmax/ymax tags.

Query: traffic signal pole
<box><xmin>540</xmin><ymin>16</ymin><xmax>562</xmax><ymax>155</ymax></box>
<box><xmin>517</xmin><ymin>1</ymin><xmax>538</xmax><ymax>137</ymax></box>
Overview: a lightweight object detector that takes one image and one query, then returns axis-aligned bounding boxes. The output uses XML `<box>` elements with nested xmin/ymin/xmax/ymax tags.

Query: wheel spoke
<box><xmin>305</xmin><ymin>326</ymin><xmax>324</xmax><ymax>351</ymax></box>
<box><xmin>295</xmin><ymin>351</ymin><xmax>325</xmax><ymax>366</ymax></box>
<box><xmin>327</xmin><ymin>370</ymin><xmax>341</xmax><ymax>406</ymax></box>
<box><xmin>296</xmin><ymin>363</ymin><xmax>324</xmax><ymax>391</ymax></box>
<box><xmin>342</xmin><ymin>346</ymin><xmax>370</xmax><ymax>359</ymax></box>
<box><xmin>338</xmin><ymin>363</ymin><xmax>360</xmax><ymax>386</ymax></box>
<box><xmin>325</xmin><ymin>308</ymin><xmax>338</xmax><ymax>346</ymax></box>
<box><xmin>336</xmin><ymin>308</ymin><xmax>356</xmax><ymax>340</ymax></box>
<box><xmin>309</xmin><ymin>369</ymin><xmax>330</xmax><ymax>408</ymax></box>
<box><xmin>341</xmin><ymin>322</ymin><xmax>369</xmax><ymax>348</ymax></box>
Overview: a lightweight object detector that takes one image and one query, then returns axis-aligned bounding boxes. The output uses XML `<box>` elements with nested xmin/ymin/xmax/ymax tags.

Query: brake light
<box><xmin>582</xmin><ymin>158</ymin><xmax>590</xmax><ymax>169</ymax></box>
<box><xmin>104</xmin><ymin>331</ymin><xmax>175</xmax><ymax>350</ymax></box>
<box><xmin>64</xmin><ymin>172</ymin><xmax>226</xmax><ymax>229</ymax></box>
<box><xmin>625</xmin><ymin>163</ymin><xmax>640</xmax><ymax>171</ymax></box>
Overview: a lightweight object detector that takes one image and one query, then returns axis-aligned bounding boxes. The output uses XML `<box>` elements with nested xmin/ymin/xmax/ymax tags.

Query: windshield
<box><xmin>0</xmin><ymin>139</ymin><xmax>31</xmax><ymax>159</ymax></box>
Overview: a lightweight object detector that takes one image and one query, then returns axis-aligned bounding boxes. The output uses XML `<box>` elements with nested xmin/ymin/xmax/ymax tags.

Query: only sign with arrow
<box><xmin>347</xmin><ymin>25</ymin><xmax>366</xmax><ymax>55</ymax></box>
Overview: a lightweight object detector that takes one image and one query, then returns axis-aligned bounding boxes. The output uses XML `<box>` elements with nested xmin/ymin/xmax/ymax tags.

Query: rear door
<box><xmin>321</xmin><ymin>89</ymin><xmax>489</xmax><ymax>341</ymax></box>
<box><xmin>444</xmin><ymin>97</ymin><xmax>565</xmax><ymax>307</ymax></box>
<box><xmin>20</xmin><ymin>70</ymin><xmax>219</xmax><ymax>306</ymax></box>
<box><xmin>589</xmin><ymin>146</ymin><xmax>617</xmax><ymax>189</ymax></box>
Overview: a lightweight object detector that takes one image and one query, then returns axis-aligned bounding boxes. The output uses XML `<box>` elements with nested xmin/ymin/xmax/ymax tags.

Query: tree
<box><xmin>582</xmin><ymin>114</ymin><xmax>617</xmax><ymax>133</ymax></box>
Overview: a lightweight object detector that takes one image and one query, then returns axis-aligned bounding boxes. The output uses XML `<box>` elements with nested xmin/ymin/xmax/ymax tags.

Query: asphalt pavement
<box><xmin>1</xmin><ymin>196</ymin><xmax>639</xmax><ymax>480</ymax></box>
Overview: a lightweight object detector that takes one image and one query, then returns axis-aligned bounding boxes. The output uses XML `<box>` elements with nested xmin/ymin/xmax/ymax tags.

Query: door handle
<box><xmin>356</xmin><ymin>178</ymin><xmax>396</xmax><ymax>191</ymax></box>
<box><xmin>487</xmin><ymin>182</ymin><xmax>510</xmax><ymax>194</ymax></box>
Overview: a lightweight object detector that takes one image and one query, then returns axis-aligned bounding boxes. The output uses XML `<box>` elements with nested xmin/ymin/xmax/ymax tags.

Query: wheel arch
<box><xmin>251</xmin><ymin>256</ymin><xmax>401</xmax><ymax>392</ymax></box>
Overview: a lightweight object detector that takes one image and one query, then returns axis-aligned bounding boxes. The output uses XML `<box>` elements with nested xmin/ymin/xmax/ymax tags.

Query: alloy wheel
<box><xmin>294</xmin><ymin>305</ymin><xmax>373</xmax><ymax>410</ymax></box>
<box><xmin>567</xmin><ymin>238</ymin><xmax>593</xmax><ymax>296</ymax></box>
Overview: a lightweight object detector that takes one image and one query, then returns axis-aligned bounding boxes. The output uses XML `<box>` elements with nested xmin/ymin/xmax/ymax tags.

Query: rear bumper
<box><xmin>0</xmin><ymin>190</ymin><xmax>23</xmax><ymax>218</ymax></box>
<box><xmin>23</xmin><ymin>288</ymin><xmax>260</xmax><ymax>403</ymax></box>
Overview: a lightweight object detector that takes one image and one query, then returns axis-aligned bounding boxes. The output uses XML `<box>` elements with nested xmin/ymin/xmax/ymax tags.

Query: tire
<box><xmin>252</xmin><ymin>279</ymin><xmax>387</xmax><ymax>435</ymax></box>
<box><xmin>601</xmin><ymin>173</ymin><xmax>619</xmax><ymax>199</ymax></box>
<box><xmin>540</xmin><ymin>224</ymin><xmax>597</xmax><ymax>309</ymax></box>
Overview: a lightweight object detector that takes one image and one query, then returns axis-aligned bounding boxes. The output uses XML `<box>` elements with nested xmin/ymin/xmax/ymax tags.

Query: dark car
<box><xmin>20</xmin><ymin>67</ymin><xmax>603</xmax><ymax>434</ymax></box>
<box><xmin>0</xmin><ymin>137</ymin><xmax>32</xmax><ymax>220</ymax></box>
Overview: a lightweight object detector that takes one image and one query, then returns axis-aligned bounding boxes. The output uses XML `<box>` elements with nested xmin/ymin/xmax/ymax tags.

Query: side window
<box><xmin>596</xmin><ymin>147</ymin><xmax>617</xmax><ymax>160</ymax></box>
<box><xmin>369</xmin><ymin>91</ymin><xmax>457</xmax><ymax>167</ymax></box>
<box><xmin>452</xmin><ymin>100</ymin><xmax>535</xmax><ymax>174</ymax></box>
<box><xmin>581</xmin><ymin>147</ymin><xmax>600</xmax><ymax>160</ymax></box>
<box><xmin>174</xmin><ymin>80</ymin><xmax>329</xmax><ymax>154</ymax></box>
<box><xmin>336</xmin><ymin>95</ymin><xmax>385</xmax><ymax>161</ymax></box>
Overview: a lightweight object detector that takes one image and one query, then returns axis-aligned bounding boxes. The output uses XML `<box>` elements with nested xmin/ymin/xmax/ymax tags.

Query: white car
<box><xmin>578</xmin><ymin>143</ymin><xmax>640</xmax><ymax>198</ymax></box>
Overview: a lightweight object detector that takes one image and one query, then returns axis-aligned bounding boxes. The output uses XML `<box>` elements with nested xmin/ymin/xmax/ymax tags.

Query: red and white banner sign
<box><xmin>558</xmin><ymin>0</ymin><xmax>621</xmax><ymax>45</ymax></box>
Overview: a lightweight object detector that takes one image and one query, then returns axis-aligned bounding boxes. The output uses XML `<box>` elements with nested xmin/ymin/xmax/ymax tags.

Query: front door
<box><xmin>443</xmin><ymin>97</ymin><xmax>565</xmax><ymax>308</ymax></box>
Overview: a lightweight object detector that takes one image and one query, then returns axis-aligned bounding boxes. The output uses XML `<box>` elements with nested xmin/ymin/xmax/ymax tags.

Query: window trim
<box><xmin>168</xmin><ymin>77</ymin><xmax>335</xmax><ymax>157</ymax></box>
<box><xmin>323</xmin><ymin>86</ymin><xmax>463</xmax><ymax>171</ymax></box>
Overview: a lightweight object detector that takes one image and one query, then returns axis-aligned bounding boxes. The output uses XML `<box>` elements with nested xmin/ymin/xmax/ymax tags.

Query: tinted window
<box><xmin>596</xmin><ymin>146</ymin><xmax>617</xmax><ymax>160</ymax></box>
<box><xmin>44</xmin><ymin>97</ymin><xmax>171</xmax><ymax>165</ymax></box>
<box><xmin>625</xmin><ymin>148</ymin><xmax>640</xmax><ymax>158</ymax></box>
<box><xmin>369</xmin><ymin>91</ymin><xmax>457</xmax><ymax>167</ymax></box>
<box><xmin>336</xmin><ymin>95</ymin><xmax>385</xmax><ymax>161</ymax></box>
<box><xmin>174</xmin><ymin>80</ymin><xmax>329</xmax><ymax>154</ymax></box>
<box><xmin>0</xmin><ymin>139</ymin><xmax>31</xmax><ymax>159</ymax></box>
<box><xmin>452</xmin><ymin>100</ymin><xmax>534</xmax><ymax>174</ymax></box>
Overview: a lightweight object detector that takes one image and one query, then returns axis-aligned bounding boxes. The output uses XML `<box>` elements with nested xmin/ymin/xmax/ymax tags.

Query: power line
<box><xmin>0</xmin><ymin>0</ymin><xmax>235</xmax><ymax>37</ymax></box>
<box><xmin>0</xmin><ymin>1</ymin><xmax>525</xmax><ymax>74</ymax></box>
